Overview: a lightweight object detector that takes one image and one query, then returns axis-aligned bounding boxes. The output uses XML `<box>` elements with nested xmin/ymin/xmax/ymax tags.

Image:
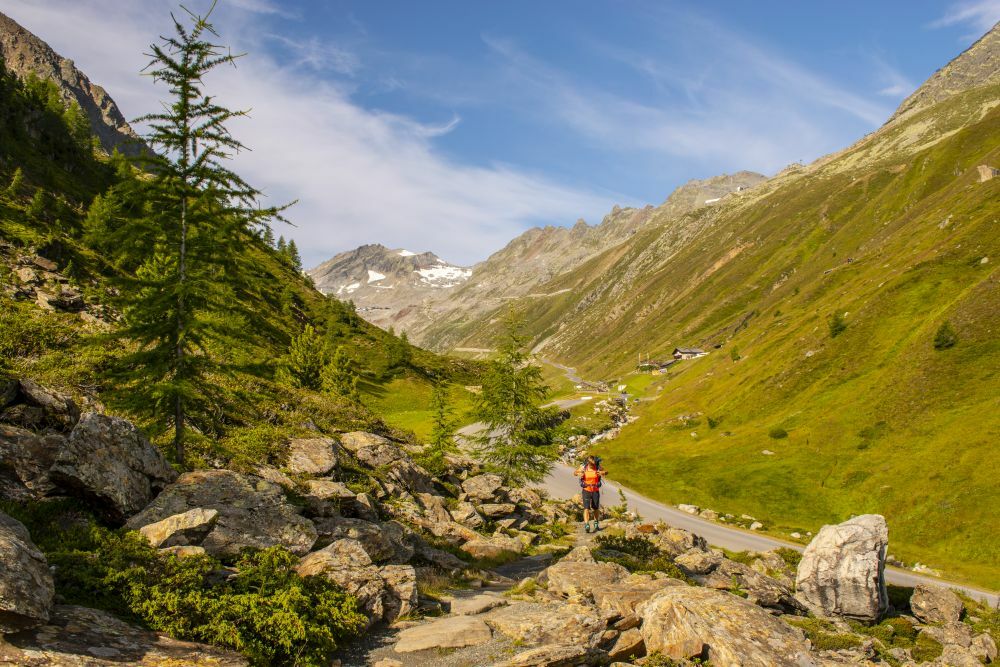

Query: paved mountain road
<box><xmin>459</xmin><ymin>396</ymin><xmax>998</xmax><ymax>606</ymax></box>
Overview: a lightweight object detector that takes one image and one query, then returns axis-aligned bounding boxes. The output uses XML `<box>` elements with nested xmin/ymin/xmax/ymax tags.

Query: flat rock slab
<box><xmin>0</xmin><ymin>605</ymin><xmax>247</xmax><ymax>666</ymax></box>
<box><xmin>485</xmin><ymin>601</ymin><xmax>606</xmax><ymax>648</ymax></box>
<box><xmin>394</xmin><ymin>615</ymin><xmax>493</xmax><ymax>653</ymax></box>
<box><xmin>448</xmin><ymin>593</ymin><xmax>508</xmax><ymax>615</ymax></box>
<box><xmin>493</xmin><ymin>644</ymin><xmax>607</xmax><ymax>667</ymax></box>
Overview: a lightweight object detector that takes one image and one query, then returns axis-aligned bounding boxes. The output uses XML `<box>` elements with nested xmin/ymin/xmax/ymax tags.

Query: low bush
<box><xmin>4</xmin><ymin>500</ymin><xmax>366</xmax><ymax>666</ymax></box>
<box><xmin>786</xmin><ymin>617</ymin><xmax>863</xmax><ymax>651</ymax></box>
<box><xmin>910</xmin><ymin>634</ymin><xmax>944</xmax><ymax>662</ymax></box>
<box><xmin>768</xmin><ymin>427</ymin><xmax>788</xmax><ymax>439</ymax></box>
<box><xmin>594</xmin><ymin>534</ymin><xmax>691</xmax><ymax>582</ymax></box>
<box><xmin>933</xmin><ymin>321</ymin><xmax>957</xmax><ymax>350</ymax></box>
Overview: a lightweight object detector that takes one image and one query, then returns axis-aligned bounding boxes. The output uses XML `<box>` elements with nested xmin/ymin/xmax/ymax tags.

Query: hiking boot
<box><xmin>583</xmin><ymin>522</ymin><xmax>592</xmax><ymax>533</ymax></box>
<box><xmin>594</xmin><ymin>521</ymin><xmax>601</xmax><ymax>531</ymax></box>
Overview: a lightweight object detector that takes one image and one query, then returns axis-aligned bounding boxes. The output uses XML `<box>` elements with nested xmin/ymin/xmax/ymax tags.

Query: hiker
<box><xmin>574</xmin><ymin>455</ymin><xmax>607</xmax><ymax>533</ymax></box>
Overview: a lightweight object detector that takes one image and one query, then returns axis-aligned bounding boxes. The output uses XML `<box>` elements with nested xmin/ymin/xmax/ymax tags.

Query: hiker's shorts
<box><xmin>582</xmin><ymin>489</ymin><xmax>600</xmax><ymax>511</ymax></box>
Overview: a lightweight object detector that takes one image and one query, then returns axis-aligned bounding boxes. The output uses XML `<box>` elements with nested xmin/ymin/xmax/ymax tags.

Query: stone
<box><xmin>910</xmin><ymin>583</ymin><xmax>964</xmax><ymax>624</ymax></box>
<box><xmin>971</xmin><ymin>633</ymin><xmax>998</xmax><ymax>662</ymax></box>
<box><xmin>158</xmin><ymin>545</ymin><xmax>207</xmax><ymax>558</ymax></box>
<box><xmin>416</xmin><ymin>492</ymin><xmax>452</xmax><ymax>523</ymax></box>
<box><xmin>561</xmin><ymin>545</ymin><xmax>596</xmax><ymax>562</ymax></box>
<box><xmin>545</xmin><ymin>556</ymin><xmax>630</xmax><ymax>599</ymax></box>
<box><xmin>48</xmin><ymin>412</ymin><xmax>177</xmax><ymax>523</ymax></box>
<box><xmin>303</xmin><ymin>479</ymin><xmax>355</xmax><ymax>501</ymax></box>
<box><xmin>937</xmin><ymin>644</ymin><xmax>984</xmax><ymax>667</ymax></box>
<box><xmin>313</xmin><ymin>517</ymin><xmax>395</xmax><ymax>561</ymax></box>
<box><xmin>692</xmin><ymin>558</ymin><xmax>804</xmax><ymax>613</ymax></box>
<box><xmin>339</xmin><ymin>432</ymin><xmax>435</xmax><ymax>494</ymax></box>
<box><xmin>649</xmin><ymin>525</ymin><xmax>708</xmax><ymax>557</ymax></box>
<box><xmin>675</xmin><ymin>548</ymin><xmax>723</xmax><ymax>575</ymax></box>
<box><xmin>373</xmin><ymin>659</ymin><xmax>403</xmax><ymax>667</ymax></box>
<box><xmin>393</xmin><ymin>615</ymin><xmax>492</xmax><ymax>653</ymax></box>
<box><xmin>379</xmin><ymin>520</ymin><xmax>416</xmax><ymax>563</ymax></box>
<box><xmin>493</xmin><ymin>644</ymin><xmax>608</xmax><ymax>667</ymax></box>
<box><xmin>2</xmin><ymin>380</ymin><xmax>79</xmax><ymax>432</ymax></box>
<box><xmin>448</xmin><ymin>593</ymin><xmax>507</xmax><ymax>615</ymax></box>
<box><xmin>608</xmin><ymin>627</ymin><xmax>645</xmax><ymax>661</ymax></box>
<box><xmin>126</xmin><ymin>470</ymin><xmax>316</xmax><ymax>558</ymax></box>
<box><xmin>509</xmin><ymin>487</ymin><xmax>543</xmax><ymax>508</ymax></box>
<box><xmin>795</xmin><ymin>514</ymin><xmax>888</xmax><ymax>621</ymax></box>
<box><xmin>286</xmin><ymin>437</ymin><xmax>340</xmax><ymax>475</ymax></box>
<box><xmin>0</xmin><ymin>511</ymin><xmax>54</xmax><ymax>633</ymax></box>
<box><xmin>921</xmin><ymin>622</ymin><xmax>973</xmax><ymax>648</ymax></box>
<box><xmin>591</xmin><ymin>574</ymin><xmax>683</xmax><ymax>618</ymax></box>
<box><xmin>749</xmin><ymin>521</ymin><xmax>763</xmax><ymax>530</ymax></box>
<box><xmin>461</xmin><ymin>534</ymin><xmax>524</xmax><ymax>561</ymax></box>
<box><xmin>486</xmin><ymin>601</ymin><xmax>607</xmax><ymax>648</ymax></box>
<box><xmin>296</xmin><ymin>539</ymin><xmax>387</xmax><ymax>624</ymax></box>
<box><xmin>414</xmin><ymin>541</ymin><xmax>467</xmax><ymax>573</ymax></box>
<box><xmin>252</xmin><ymin>464</ymin><xmax>295</xmax><ymax>489</ymax></box>
<box><xmin>0</xmin><ymin>424</ymin><xmax>62</xmax><ymax>501</ymax></box>
<box><xmin>478</xmin><ymin>502</ymin><xmax>517</xmax><ymax>518</ymax></box>
<box><xmin>137</xmin><ymin>508</ymin><xmax>219</xmax><ymax>548</ymax></box>
<box><xmin>450</xmin><ymin>501</ymin><xmax>484</xmax><ymax>528</ymax></box>
<box><xmin>699</xmin><ymin>509</ymin><xmax>719</xmax><ymax>521</ymax></box>
<box><xmin>677</xmin><ymin>504</ymin><xmax>700</xmax><ymax>515</ymax></box>
<box><xmin>351</xmin><ymin>492</ymin><xmax>381</xmax><ymax>522</ymax></box>
<box><xmin>379</xmin><ymin>564</ymin><xmax>418</xmax><ymax>622</ymax></box>
<box><xmin>0</xmin><ymin>605</ymin><xmax>248</xmax><ymax>665</ymax></box>
<box><xmin>462</xmin><ymin>473</ymin><xmax>505</xmax><ymax>501</ymax></box>
<box><xmin>637</xmin><ymin>586</ymin><xmax>816</xmax><ymax>666</ymax></box>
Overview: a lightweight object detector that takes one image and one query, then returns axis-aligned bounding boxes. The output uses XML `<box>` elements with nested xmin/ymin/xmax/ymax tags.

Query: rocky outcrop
<box><xmin>0</xmin><ymin>379</ymin><xmax>79</xmax><ymax>433</ymax></box>
<box><xmin>339</xmin><ymin>432</ymin><xmax>435</xmax><ymax>494</ymax></box>
<box><xmin>393</xmin><ymin>615</ymin><xmax>492</xmax><ymax>653</ymax></box>
<box><xmin>48</xmin><ymin>413</ymin><xmax>177</xmax><ymax>523</ymax></box>
<box><xmin>910</xmin><ymin>583</ymin><xmax>964</xmax><ymax>624</ymax></box>
<box><xmin>494</xmin><ymin>644</ymin><xmax>608</xmax><ymax>667</ymax></box>
<box><xmin>0</xmin><ymin>605</ymin><xmax>247</xmax><ymax>665</ymax></box>
<box><xmin>544</xmin><ymin>547</ymin><xmax>630</xmax><ymax>599</ymax></box>
<box><xmin>137</xmin><ymin>508</ymin><xmax>219</xmax><ymax>549</ymax></box>
<box><xmin>286</xmin><ymin>437</ymin><xmax>340</xmax><ymax>476</ymax></box>
<box><xmin>0</xmin><ymin>12</ymin><xmax>148</xmax><ymax>157</ymax></box>
<box><xmin>125</xmin><ymin>470</ymin><xmax>316</xmax><ymax>558</ymax></box>
<box><xmin>795</xmin><ymin>514</ymin><xmax>888</xmax><ymax>621</ymax></box>
<box><xmin>296</xmin><ymin>538</ymin><xmax>387</xmax><ymax>624</ymax></box>
<box><xmin>313</xmin><ymin>517</ymin><xmax>396</xmax><ymax>561</ymax></box>
<box><xmin>461</xmin><ymin>533</ymin><xmax>524</xmax><ymax>560</ymax></box>
<box><xmin>379</xmin><ymin>564</ymin><xmax>418</xmax><ymax>622</ymax></box>
<box><xmin>590</xmin><ymin>574</ymin><xmax>683</xmax><ymax>618</ymax></box>
<box><xmin>637</xmin><ymin>586</ymin><xmax>816</xmax><ymax>666</ymax></box>
<box><xmin>0</xmin><ymin>424</ymin><xmax>61</xmax><ymax>501</ymax></box>
<box><xmin>684</xmin><ymin>553</ymin><xmax>803</xmax><ymax>614</ymax></box>
<box><xmin>485</xmin><ymin>601</ymin><xmax>607</xmax><ymax>648</ymax></box>
<box><xmin>462</xmin><ymin>473</ymin><xmax>505</xmax><ymax>501</ymax></box>
<box><xmin>0</xmin><ymin>511</ymin><xmax>54</xmax><ymax>634</ymax></box>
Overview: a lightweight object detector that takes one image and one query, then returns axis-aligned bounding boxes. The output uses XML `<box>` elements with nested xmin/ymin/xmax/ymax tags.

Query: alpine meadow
<box><xmin>1</xmin><ymin>3</ymin><xmax>998</xmax><ymax>666</ymax></box>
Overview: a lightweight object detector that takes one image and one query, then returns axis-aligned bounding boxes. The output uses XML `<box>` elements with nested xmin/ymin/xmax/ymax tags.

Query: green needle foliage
<box><xmin>419</xmin><ymin>381</ymin><xmax>457</xmax><ymax>474</ymax></box>
<box><xmin>106</xmin><ymin>1</ymin><xmax>290</xmax><ymax>465</ymax></box>
<box><xmin>933</xmin><ymin>321</ymin><xmax>958</xmax><ymax>350</ymax></box>
<box><xmin>279</xmin><ymin>324</ymin><xmax>327</xmax><ymax>390</ymax></box>
<box><xmin>323</xmin><ymin>345</ymin><xmax>360</xmax><ymax>401</ymax></box>
<box><xmin>474</xmin><ymin>311</ymin><xmax>559</xmax><ymax>483</ymax></box>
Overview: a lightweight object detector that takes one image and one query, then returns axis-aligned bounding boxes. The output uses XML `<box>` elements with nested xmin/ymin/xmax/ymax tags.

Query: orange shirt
<box><xmin>581</xmin><ymin>466</ymin><xmax>601</xmax><ymax>491</ymax></box>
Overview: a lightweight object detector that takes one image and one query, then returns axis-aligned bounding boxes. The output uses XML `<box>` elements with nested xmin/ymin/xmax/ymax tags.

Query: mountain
<box><xmin>0</xmin><ymin>11</ymin><xmax>146</xmax><ymax>156</ymax></box>
<box><xmin>308</xmin><ymin>244</ymin><xmax>472</xmax><ymax>331</ymax></box>
<box><xmin>310</xmin><ymin>170</ymin><xmax>766</xmax><ymax>350</ymax></box>
<box><xmin>438</xmin><ymin>23</ymin><xmax>999</xmax><ymax>586</ymax></box>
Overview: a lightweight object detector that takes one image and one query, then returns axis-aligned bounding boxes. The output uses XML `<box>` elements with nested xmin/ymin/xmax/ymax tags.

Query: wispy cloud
<box><xmin>930</xmin><ymin>0</ymin><xmax>1000</xmax><ymax>34</ymax></box>
<box><xmin>2</xmin><ymin>0</ymin><xmax>619</xmax><ymax>266</ymax></box>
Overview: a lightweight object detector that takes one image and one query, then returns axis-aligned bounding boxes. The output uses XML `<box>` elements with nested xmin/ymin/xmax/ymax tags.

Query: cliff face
<box><xmin>0</xmin><ymin>11</ymin><xmax>147</xmax><ymax>157</ymax></box>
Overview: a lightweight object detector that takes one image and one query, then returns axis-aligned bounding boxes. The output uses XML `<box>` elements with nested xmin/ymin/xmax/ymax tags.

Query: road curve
<box><xmin>542</xmin><ymin>462</ymin><xmax>998</xmax><ymax>606</ymax></box>
<box><xmin>458</xmin><ymin>397</ymin><xmax>998</xmax><ymax>605</ymax></box>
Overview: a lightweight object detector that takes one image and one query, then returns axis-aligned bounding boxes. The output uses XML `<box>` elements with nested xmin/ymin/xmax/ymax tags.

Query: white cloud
<box><xmin>2</xmin><ymin>0</ymin><xmax>619</xmax><ymax>267</ymax></box>
<box><xmin>931</xmin><ymin>0</ymin><xmax>1000</xmax><ymax>33</ymax></box>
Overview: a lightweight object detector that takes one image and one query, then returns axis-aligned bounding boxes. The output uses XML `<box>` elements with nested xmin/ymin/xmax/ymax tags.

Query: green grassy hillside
<box><xmin>0</xmin><ymin>57</ymin><xmax>477</xmax><ymax>465</ymax></box>
<box><xmin>464</xmin><ymin>86</ymin><xmax>1000</xmax><ymax>587</ymax></box>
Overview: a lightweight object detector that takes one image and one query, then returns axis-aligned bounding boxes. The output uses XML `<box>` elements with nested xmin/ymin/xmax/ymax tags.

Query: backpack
<box><xmin>579</xmin><ymin>457</ymin><xmax>602</xmax><ymax>490</ymax></box>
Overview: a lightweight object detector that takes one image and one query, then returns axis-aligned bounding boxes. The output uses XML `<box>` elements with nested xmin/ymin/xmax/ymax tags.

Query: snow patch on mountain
<box><xmin>368</xmin><ymin>270</ymin><xmax>386</xmax><ymax>283</ymax></box>
<box><xmin>398</xmin><ymin>250</ymin><xmax>416</xmax><ymax>257</ymax></box>
<box><xmin>337</xmin><ymin>282</ymin><xmax>361</xmax><ymax>295</ymax></box>
<box><xmin>416</xmin><ymin>262</ymin><xmax>473</xmax><ymax>287</ymax></box>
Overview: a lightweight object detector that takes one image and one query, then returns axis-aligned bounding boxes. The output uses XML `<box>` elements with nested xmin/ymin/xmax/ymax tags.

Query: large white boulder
<box><xmin>795</xmin><ymin>514</ymin><xmax>888</xmax><ymax>621</ymax></box>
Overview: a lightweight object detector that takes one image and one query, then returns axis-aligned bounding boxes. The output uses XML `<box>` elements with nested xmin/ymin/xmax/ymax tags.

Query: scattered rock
<box><xmin>48</xmin><ymin>412</ymin><xmax>177</xmax><ymax>523</ymax></box>
<box><xmin>339</xmin><ymin>432</ymin><xmax>435</xmax><ymax>494</ymax></box>
<box><xmin>691</xmin><ymin>557</ymin><xmax>803</xmax><ymax>613</ymax></box>
<box><xmin>449</xmin><ymin>501</ymin><xmax>484</xmax><ymax>528</ymax></box>
<box><xmin>461</xmin><ymin>534</ymin><xmax>524</xmax><ymax>560</ymax></box>
<box><xmin>0</xmin><ymin>511</ymin><xmax>54</xmax><ymax>634</ymax></box>
<box><xmin>0</xmin><ymin>604</ymin><xmax>247</xmax><ymax>665</ymax></box>
<box><xmin>675</xmin><ymin>549</ymin><xmax>723</xmax><ymax>575</ymax></box>
<box><xmin>638</xmin><ymin>586</ymin><xmax>816</xmax><ymax>666</ymax></box>
<box><xmin>303</xmin><ymin>479</ymin><xmax>355</xmax><ymax>501</ymax></box>
<box><xmin>647</xmin><ymin>525</ymin><xmax>708</xmax><ymax>557</ymax></box>
<box><xmin>677</xmin><ymin>504</ymin><xmax>700</xmax><ymax>515</ymax></box>
<box><xmin>545</xmin><ymin>552</ymin><xmax>630</xmax><ymax>599</ymax></box>
<box><xmin>286</xmin><ymin>437</ymin><xmax>340</xmax><ymax>476</ymax></box>
<box><xmin>313</xmin><ymin>517</ymin><xmax>395</xmax><ymax>561</ymax></box>
<box><xmin>795</xmin><ymin>514</ymin><xmax>888</xmax><ymax>621</ymax></box>
<box><xmin>592</xmin><ymin>574</ymin><xmax>683</xmax><ymax>618</ymax></box>
<box><xmin>910</xmin><ymin>583</ymin><xmax>964</xmax><ymax>624</ymax></box>
<box><xmin>749</xmin><ymin>521</ymin><xmax>763</xmax><ymax>531</ymax></box>
<box><xmin>137</xmin><ymin>508</ymin><xmax>218</xmax><ymax>548</ymax></box>
<box><xmin>393</xmin><ymin>614</ymin><xmax>492</xmax><ymax>653</ymax></box>
<box><xmin>296</xmin><ymin>539</ymin><xmax>387</xmax><ymax>624</ymax></box>
<box><xmin>478</xmin><ymin>502</ymin><xmax>517</xmax><ymax>518</ymax></box>
<box><xmin>0</xmin><ymin>424</ymin><xmax>62</xmax><ymax>501</ymax></box>
<box><xmin>971</xmin><ymin>633</ymin><xmax>998</xmax><ymax>662</ymax></box>
<box><xmin>379</xmin><ymin>564</ymin><xmax>418</xmax><ymax>622</ymax></box>
<box><xmin>0</xmin><ymin>380</ymin><xmax>79</xmax><ymax>432</ymax></box>
<box><xmin>921</xmin><ymin>622</ymin><xmax>973</xmax><ymax>648</ymax></box>
<box><xmin>937</xmin><ymin>644</ymin><xmax>984</xmax><ymax>667</ymax></box>
<box><xmin>486</xmin><ymin>601</ymin><xmax>607</xmax><ymax>648</ymax></box>
<box><xmin>462</xmin><ymin>473</ymin><xmax>505</xmax><ymax>501</ymax></box>
<box><xmin>448</xmin><ymin>593</ymin><xmax>507</xmax><ymax>615</ymax></box>
<box><xmin>126</xmin><ymin>470</ymin><xmax>317</xmax><ymax>558</ymax></box>
<box><xmin>608</xmin><ymin>627</ymin><xmax>645</xmax><ymax>661</ymax></box>
<box><xmin>493</xmin><ymin>644</ymin><xmax>608</xmax><ymax>667</ymax></box>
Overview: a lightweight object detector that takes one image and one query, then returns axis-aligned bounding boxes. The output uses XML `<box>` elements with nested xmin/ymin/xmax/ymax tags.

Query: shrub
<box><xmin>707</xmin><ymin>415</ymin><xmax>722</xmax><ymax>429</ymax></box>
<box><xmin>933</xmin><ymin>321</ymin><xmax>957</xmax><ymax>350</ymax></box>
<box><xmin>8</xmin><ymin>500</ymin><xmax>366</xmax><ymax>666</ymax></box>
<box><xmin>910</xmin><ymin>634</ymin><xmax>944</xmax><ymax>662</ymax></box>
<box><xmin>829</xmin><ymin>312</ymin><xmax>847</xmax><ymax>338</ymax></box>
<box><xmin>886</xmin><ymin>584</ymin><xmax>913</xmax><ymax>612</ymax></box>
<box><xmin>786</xmin><ymin>617</ymin><xmax>863</xmax><ymax>651</ymax></box>
<box><xmin>774</xmin><ymin>547</ymin><xmax>802</xmax><ymax>569</ymax></box>
<box><xmin>594</xmin><ymin>534</ymin><xmax>691</xmax><ymax>582</ymax></box>
<box><xmin>729</xmin><ymin>347</ymin><xmax>741</xmax><ymax>361</ymax></box>
<box><xmin>768</xmin><ymin>427</ymin><xmax>788</xmax><ymax>439</ymax></box>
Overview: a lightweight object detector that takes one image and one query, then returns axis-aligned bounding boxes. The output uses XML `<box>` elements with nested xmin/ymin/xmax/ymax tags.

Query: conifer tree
<box><xmin>262</xmin><ymin>224</ymin><xmax>275</xmax><ymax>248</ymax></box>
<box><xmin>276</xmin><ymin>235</ymin><xmax>287</xmax><ymax>253</ymax></box>
<box><xmin>280</xmin><ymin>324</ymin><xmax>326</xmax><ymax>390</ymax></box>
<box><xmin>286</xmin><ymin>239</ymin><xmax>302</xmax><ymax>271</ymax></box>
<box><xmin>473</xmin><ymin>310</ymin><xmax>558</xmax><ymax>483</ymax></box>
<box><xmin>421</xmin><ymin>381</ymin><xmax>457</xmax><ymax>474</ymax></box>
<box><xmin>115</xmin><ymin>1</ymin><xmax>288</xmax><ymax>464</ymax></box>
<box><xmin>323</xmin><ymin>346</ymin><xmax>360</xmax><ymax>401</ymax></box>
<box><xmin>5</xmin><ymin>167</ymin><xmax>23</xmax><ymax>198</ymax></box>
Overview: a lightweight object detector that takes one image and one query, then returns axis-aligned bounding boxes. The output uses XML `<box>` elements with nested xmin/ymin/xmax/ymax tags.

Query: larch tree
<box><xmin>473</xmin><ymin>310</ymin><xmax>559</xmax><ymax>483</ymax></box>
<box><xmin>118</xmin><ymin>1</ymin><xmax>288</xmax><ymax>465</ymax></box>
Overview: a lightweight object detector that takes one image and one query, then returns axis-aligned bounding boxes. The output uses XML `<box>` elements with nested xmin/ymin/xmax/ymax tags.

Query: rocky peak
<box><xmin>0</xmin><ymin>11</ymin><xmax>146</xmax><ymax>157</ymax></box>
<box><xmin>659</xmin><ymin>170</ymin><xmax>768</xmax><ymax>218</ymax></box>
<box><xmin>887</xmin><ymin>21</ymin><xmax>1000</xmax><ymax>126</ymax></box>
<box><xmin>308</xmin><ymin>244</ymin><xmax>471</xmax><ymax>299</ymax></box>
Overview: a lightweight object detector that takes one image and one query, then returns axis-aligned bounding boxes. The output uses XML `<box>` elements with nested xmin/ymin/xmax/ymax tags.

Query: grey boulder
<box><xmin>0</xmin><ymin>511</ymin><xmax>54</xmax><ymax>634</ymax></box>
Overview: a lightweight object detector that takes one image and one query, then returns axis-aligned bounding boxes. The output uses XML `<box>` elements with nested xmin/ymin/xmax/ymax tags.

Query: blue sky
<box><xmin>5</xmin><ymin>0</ymin><xmax>999</xmax><ymax>266</ymax></box>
